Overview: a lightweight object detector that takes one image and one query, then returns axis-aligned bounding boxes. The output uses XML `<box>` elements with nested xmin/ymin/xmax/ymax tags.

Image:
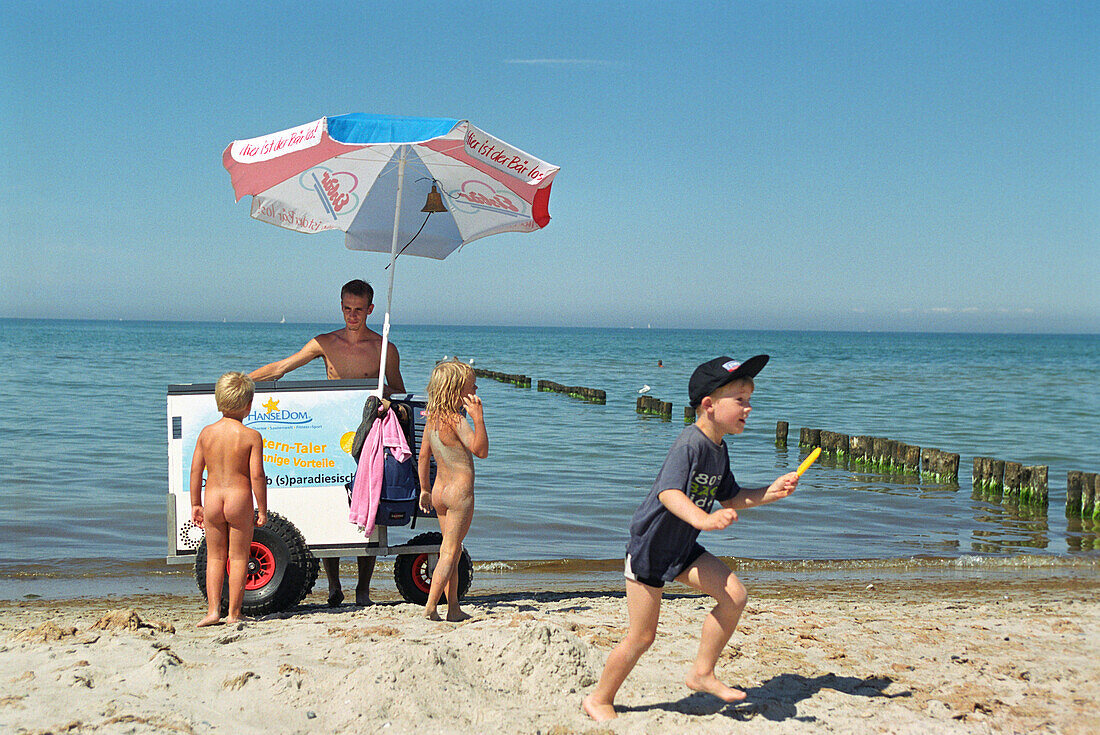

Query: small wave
<box><xmin>462</xmin><ymin>554</ymin><xmax>1100</xmax><ymax>575</ymax></box>
<box><xmin>2</xmin><ymin>553</ymin><xmax>1097</xmax><ymax>581</ymax></box>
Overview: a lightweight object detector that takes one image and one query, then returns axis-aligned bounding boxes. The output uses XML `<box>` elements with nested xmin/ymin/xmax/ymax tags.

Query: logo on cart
<box><xmin>245</xmin><ymin>398</ymin><xmax>314</xmax><ymax>427</ymax></box>
<box><xmin>448</xmin><ymin>180</ymin><xmax>526</xmax><ymax>218</ymax></box>
<box><xmin>299</xmin><ymin>167</ymin><xmax>360</xmax><ymax>220</ymax></box>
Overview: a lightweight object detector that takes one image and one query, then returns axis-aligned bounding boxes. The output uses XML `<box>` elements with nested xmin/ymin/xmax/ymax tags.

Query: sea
<box><xmin>2</xmin><ymin>318</ymin><xmax>1098</xmax><ymax>600</ymax></box>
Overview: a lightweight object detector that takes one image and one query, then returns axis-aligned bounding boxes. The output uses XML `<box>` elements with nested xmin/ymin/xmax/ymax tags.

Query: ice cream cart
<box><xmin>165</xmin><ymin>379</ymin><xmax>471</xmax><ymax>614</ymax></box>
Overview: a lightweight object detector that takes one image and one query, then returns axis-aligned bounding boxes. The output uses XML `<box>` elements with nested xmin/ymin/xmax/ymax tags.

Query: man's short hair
<box><xmin>215</xmin><ymin>371</ymin><xmax>255</xmax><ymax>414</ymax></box>
<box><xmin>341</xmin><ymin>279</ymin><xmax>374</xmax><ymax>304</ymax></box>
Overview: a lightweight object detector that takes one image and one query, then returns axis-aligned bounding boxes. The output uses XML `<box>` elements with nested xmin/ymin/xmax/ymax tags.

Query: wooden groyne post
<box><xmin>819</xmin><ymin>430</ymin><xmax>850</xmax><ymax>457</ymax></box>
<box><xmin>849</xmin><ymin>435</ymin><xmax>873</xmax><ymax>464</ymax></box>
<box><xmin>980</xmin><ymin>460</ymin><xmax>1049</xmax><ymax>506</ymax></box>
<box><xmin>635</xmin><ymin>395</ymin><xmax>672</xmax><ymax>421</ymax></box>
<box><xmin>473</xmin><ymin>368</ymin><xmax>531</xmax><ymax>388</ymax></box>
<box><xmin>810</xmin><ymin>430</ymin><xmax>923</xmax><ymax>475</ymax></box>
<box><xmin>776</xmin><ymin>421</ymin><xmax>788</xmax><ymax>447</ymax></box>
<box><xmin>1067</xmin><ymin>471</ymin><xmax>1099</xmax><ymax>519</ymax></box>
<box><xmin>798</xmin><ymin>428</ymin><xmax>821</xmax><ymax>448</ymax></box>
<box><xmin>921</xmin><ymin>448</ymin><xmax>960</xmax><ymax>483</ymax></box>
<box><xmin>972</xmin><ymin>457</ymin><xmax>1006</xmax><ymax>496</ymax></box>
<box><xmin>537</xmin><ymin>380</ymin><xmax>606</xmax><ymax>404</ymax></box>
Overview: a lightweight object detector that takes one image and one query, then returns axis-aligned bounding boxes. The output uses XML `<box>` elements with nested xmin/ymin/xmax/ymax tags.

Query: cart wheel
<box><xmin>194</xmin><ymin>511</ymin><xmax>319</xmax><ymax>616</ymax></box>
<box><xmin>393</xmin><ymin>531</ymin><xmax>472</xmax><ymax>605</ymax></box>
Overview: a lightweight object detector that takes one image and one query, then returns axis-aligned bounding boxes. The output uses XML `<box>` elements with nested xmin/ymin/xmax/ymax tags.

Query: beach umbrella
<box><xmin>223</xmin><ymin>113</ymin><xmax>559</xmax><ymax>395</ymax></box>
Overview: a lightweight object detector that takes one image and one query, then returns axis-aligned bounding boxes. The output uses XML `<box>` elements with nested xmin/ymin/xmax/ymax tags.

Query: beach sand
<box><xmin>1</xmin><ymin>574</ymin><xmax>1096</xmax><ymax>734</ymax></box>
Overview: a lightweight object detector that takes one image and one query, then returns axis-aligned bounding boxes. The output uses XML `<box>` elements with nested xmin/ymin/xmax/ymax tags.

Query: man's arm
<box><xmin>658</xmin><ymin>488</ymin><xmax>737</xmax><ymax>530</ymax></box>
<box><xmin>249</xmin><ymin>339</ymin><xmax>324</xmax><ymax>381</ymax></box>
<box><xmin>384</xmin><ymin>343</ymin><xmax>405</xmax><ymax>393</ymax></box>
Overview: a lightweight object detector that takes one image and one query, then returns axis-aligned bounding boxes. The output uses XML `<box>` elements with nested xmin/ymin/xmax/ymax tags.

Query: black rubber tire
<box><xmin>393</xmin><ymin>531</ymin><xmax>472</xmax><ymax>606</ymax></box>
<box><xmin>194</xmin><ymin>511</ymin><xmax>319</xmax><ymax>616</ymax></box>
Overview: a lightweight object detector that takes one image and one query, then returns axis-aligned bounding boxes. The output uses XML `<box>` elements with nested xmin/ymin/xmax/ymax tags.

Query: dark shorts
<box><xmin>624</xmin><ymin>542</ymin><xmax>707</xmax><ymax>589</ymax></box>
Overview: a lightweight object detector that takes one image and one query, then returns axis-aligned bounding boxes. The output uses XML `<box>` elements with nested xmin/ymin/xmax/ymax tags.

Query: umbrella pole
<box><xmin>375</xmin><ymin>147</ymin><xmax>406</xmax><ymax>399</ymax></box>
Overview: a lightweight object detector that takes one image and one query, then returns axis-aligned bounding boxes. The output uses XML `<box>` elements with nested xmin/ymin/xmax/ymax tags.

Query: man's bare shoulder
<box><xmin>319</xmin><ymin>327</ymin><xmax>383</xmax><ymax>349</ymax></box>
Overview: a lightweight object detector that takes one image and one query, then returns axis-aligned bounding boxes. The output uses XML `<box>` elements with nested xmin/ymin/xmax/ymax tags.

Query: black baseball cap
<box><xmin>688</xmin><ymin>354</ymin><xmax>770</xmax><ymax>407</ymax></box>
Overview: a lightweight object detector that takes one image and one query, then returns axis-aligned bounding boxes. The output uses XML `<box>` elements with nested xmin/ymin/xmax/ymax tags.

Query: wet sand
<box><xmin>1</xmin><ymin>574</ymin><xmax>1096</xmax><ymax>734</ymax></box>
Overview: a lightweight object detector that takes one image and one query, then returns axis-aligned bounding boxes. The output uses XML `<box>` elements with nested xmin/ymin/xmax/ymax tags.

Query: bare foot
<box><xmin>354</xmin><ymin>589</ymin><xmax>372</xmax><ymax>606</ymax></box>
<box><xmin>685</xmin><ymin>672</ymin><xmax>746</xmax><ymax>702</ymax></box>
<box><xmin>225</xmin><ymin>615</ymin><xmax>252</xmax><ymax>625</ymax></box>
<box><xmin>327</xmin><ymin>589</ymin><xmax>344</xmax><ymax>608</ymax></box>
<box><xmin>445</xmin><ymin>609</ymin><xmax>472</xmax><ymax>622</ymax></box>
<box><xmin>425</xmin><ymin>608</ymin><xmax>442</xmax><ymax>621</ymax></box>
<box><xmin>582</xmin><ymin>694</ymin><xmax>617</xmax><ymax>721</ymax></box>
<box><xmin>196</xmin><ymin>612</ymin><xmax>222</xmax><ymax>628</ymax></box>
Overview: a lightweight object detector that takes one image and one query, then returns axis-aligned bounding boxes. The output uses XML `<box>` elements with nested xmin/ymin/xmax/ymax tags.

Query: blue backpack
<box><xmin>376</xmin><ymin>446</ymin><xmax>417</xmax><ymax>526</ymax></box>
<box><xmin>344</xmin><ymin>400</ymin><xmax>419</xmax><ymax>527</ymax></box>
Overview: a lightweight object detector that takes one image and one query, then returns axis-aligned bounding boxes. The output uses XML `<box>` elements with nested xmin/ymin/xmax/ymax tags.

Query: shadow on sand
<box><xmin>620</xmin><ymin>672</ymin><xmax>911</xmax><ymax>723</ymax></box>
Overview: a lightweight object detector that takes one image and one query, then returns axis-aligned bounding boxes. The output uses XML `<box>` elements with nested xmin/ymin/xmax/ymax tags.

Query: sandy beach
<box><xmin>1</xmin><ymin>573</ymin><xmax>1096</xmax><ymax>735</ymax></box>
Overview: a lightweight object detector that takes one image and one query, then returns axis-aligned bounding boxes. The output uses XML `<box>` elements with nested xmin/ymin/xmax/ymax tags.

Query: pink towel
<box><xmin>349</xmin><ymin>410</ymin><xmax>411</xmax><ymax>533</ymax></box>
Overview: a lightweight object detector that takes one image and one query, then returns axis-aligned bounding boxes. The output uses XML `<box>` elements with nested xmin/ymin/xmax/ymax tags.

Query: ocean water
<box><xmin>2</xmin><ymin>319</ymin><xmax>1099</xmax><ymax>599</ymax></box>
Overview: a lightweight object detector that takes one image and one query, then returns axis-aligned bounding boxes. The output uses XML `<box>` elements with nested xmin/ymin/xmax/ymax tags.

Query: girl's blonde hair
<box><xmin>426</xmin><ymin>360</ymin><xmax>474</xmax><ymax>428</ymax></box>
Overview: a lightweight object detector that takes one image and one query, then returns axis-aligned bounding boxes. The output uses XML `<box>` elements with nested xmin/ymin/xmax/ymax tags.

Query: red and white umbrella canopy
<box><xmin>223</xmin><ymin>114</ymin><xmax>558</xmax><ymax>260</ymax></box>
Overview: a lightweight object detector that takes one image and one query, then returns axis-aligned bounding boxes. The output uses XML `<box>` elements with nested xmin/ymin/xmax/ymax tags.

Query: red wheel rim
<box><xmin>225</xmin><ymin>542</ymin><xmax>277</xmax><ymax>590</ymax></box>
<box><xmin>412</xmin><ymin>553</ymin><xmax>432</xmax><ymax>593</ymax></box>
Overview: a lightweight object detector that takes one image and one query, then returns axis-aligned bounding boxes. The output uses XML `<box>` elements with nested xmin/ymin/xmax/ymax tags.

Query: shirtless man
<box><xmin>249</xmin><ymin>279</ymin><xmax>406</xmax><ymax>607</ymax></box>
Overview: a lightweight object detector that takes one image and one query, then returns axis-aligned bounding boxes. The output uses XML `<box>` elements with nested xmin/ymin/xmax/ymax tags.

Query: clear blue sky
<box><xmin>2</xmin><ymin>1</ymin><xmax>1096</xmax><ymax>333</ymax></box>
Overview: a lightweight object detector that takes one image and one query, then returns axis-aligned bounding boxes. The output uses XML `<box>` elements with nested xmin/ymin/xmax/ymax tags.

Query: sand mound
<box><xmin>12</xmin><ymin>621</ymin><xmax>77</xmax><ymax>642</ymax></box>
<box><xmin>485</xmin><ymin>621</ymin><xmax>599</xmax><ymax>693</ymax></box>
<box><xmin>90</xmin><ymin>609</ymin><xmax>175</xmax><ymax>634</ymax></box>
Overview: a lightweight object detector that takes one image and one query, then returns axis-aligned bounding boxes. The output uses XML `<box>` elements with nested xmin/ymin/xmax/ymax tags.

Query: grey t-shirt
<box><xmin>625</xmin><ymin>425</ymin><xmax>741</xmax><ymax>581</ymax></box>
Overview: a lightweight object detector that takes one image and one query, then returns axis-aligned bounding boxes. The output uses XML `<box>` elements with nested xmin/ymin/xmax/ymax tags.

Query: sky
<box><xmin>1</xmin><ymin>1</ymin><xmax>1096</xmax><ymax>333</ymax></box>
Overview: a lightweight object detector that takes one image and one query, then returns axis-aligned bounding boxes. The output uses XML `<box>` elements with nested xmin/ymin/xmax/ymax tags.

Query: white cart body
<box><xmin>165</xmin><ymin>379</ymin><xmax>439</xmax><ymax>566</ymax></box>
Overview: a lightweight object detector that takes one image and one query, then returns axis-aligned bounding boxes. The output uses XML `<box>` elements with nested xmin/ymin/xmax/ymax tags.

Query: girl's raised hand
<box><xmin>463</xmin><ymin>394</ymin><xmax>483</xmax><ymax>422</ymax></box>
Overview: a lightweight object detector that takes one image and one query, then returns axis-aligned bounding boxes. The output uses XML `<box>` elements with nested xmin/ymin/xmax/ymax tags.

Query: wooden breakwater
<box><xmin>469</xmin><ymin>366</ymin><xmax>603</xmax><ymax>404</ymax></box>
<box><xmin>1067</xmin><ymin>471</ymin><xmax>1100</xmax><ymax>520</ymax></box>
<box><xmin>473</xmin><ymin>368</ymin><xmax>531</xmax><ymax>388</ymax></box>
<box><xmin>972</xmin><ymin>457</ymin><xmax>1050</xmax><ymax>506</ymax></box>
<box><xmin>537</xmin><ymin>380</ymin><xmax>606</xmax><ymax>404</ymax></box>
<box><xmin>793</xmin><ymin>426</ymin><xmax>1056</xmax><ymax>505</ymax></box>
<box><xmin>798</xmin><ymin>427</ymin><xmax>960</xmax><ymax>483</ymax></box>
<box><xmin>636</xmin><ymin>395</ymin><xmax>672</xmax><ymax>420</ymax></box>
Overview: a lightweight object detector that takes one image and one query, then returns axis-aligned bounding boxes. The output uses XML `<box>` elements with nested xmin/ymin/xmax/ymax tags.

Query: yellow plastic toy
<box><xmin>796</xmin><ymin>447</ymin><xmax>822</xmax><ymax>477</ymax></box>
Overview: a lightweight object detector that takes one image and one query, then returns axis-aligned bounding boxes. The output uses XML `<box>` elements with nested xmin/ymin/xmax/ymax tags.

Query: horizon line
<box><xmin>2</xmin><ymin>316</ymin><xmax>1097</xmax><ymax>338</ymax></box>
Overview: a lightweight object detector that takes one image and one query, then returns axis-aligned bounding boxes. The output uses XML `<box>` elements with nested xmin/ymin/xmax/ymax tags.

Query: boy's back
<box><xmin>198</xmin><ymin>418</ymin><xmax>263</xmax><ymax>492</ymax></box>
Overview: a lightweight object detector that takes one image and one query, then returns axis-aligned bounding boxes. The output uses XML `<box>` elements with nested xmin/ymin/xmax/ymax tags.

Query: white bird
<box><xmin>468</xmin><ymin>358</ymin><xmax>475</xmax><ymax>365</ymax></box>
<box><xmin>638</xmin><ymin>384</ymin><xmax>651</xmax><ymax>394</ymax></box>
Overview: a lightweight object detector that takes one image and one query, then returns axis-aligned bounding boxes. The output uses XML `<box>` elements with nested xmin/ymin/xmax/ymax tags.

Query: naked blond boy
<box><xmin>190</xmin><ymin>371</ymin><xmax>268</xmax><ymax>626</ymax></box>
<box><xmin>417</xmin><ymin>361</ymin><xmax>488</xmax><ymax>622</ymax></box>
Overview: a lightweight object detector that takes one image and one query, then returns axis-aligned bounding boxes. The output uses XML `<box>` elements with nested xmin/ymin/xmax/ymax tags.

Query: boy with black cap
<box><xmin>583</xmin><ymin>354</ymin><xmax>800</xmax><ymax>721</ymax></box>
